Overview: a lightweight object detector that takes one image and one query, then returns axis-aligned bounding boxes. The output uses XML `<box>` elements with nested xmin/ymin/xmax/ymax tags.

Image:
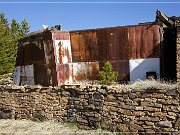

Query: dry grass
<box><xmin>0</xmin><ymin>119</ymin><xmax>118</xmax><ymax>135</ymax></box>
<box><xmin>108</xmin><ymin>80</ymin><xmax>180</xmax><ymax>93</ymax></box>
<box><xmin>128</xmin><ymin>80</ymin><xmax>179</xmax><ymax>90</ymax></box>
<box><xmin>0</xmin><ymin>73</ymin><xmax>13</xmax><ymax>85</ymax></box>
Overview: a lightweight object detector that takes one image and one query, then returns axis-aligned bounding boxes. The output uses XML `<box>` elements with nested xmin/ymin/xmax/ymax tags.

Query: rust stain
<box><xmin>129</xmin><ymin>25</ymin><xmax>160</xmax><ymax>59</ymax></box>
<box><xmin>70</xmin><ymin>30</ymin><xmax>98</xmax><ymax>62</ymax></box>
<box><xmin>58</xmin><ymin>41</ymin><xmax>71</xmax><ymax>64</ymax></box>
<box><xmin>57</xmin><ymin>63</ymin><xmax>72</xmax><ymax>85</ymax></box>
<box><xmin>72</xmin><ymin>62</ymin><xmax>99</xmax><ymax>82</ymax></box>
<box><xmin>53</xmin><ymin>31</ymin><xmax>70</xmax><ymax>40</ymax></box>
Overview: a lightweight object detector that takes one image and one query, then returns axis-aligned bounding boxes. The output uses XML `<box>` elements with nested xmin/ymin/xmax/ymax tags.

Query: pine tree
<box><xmin>99</xmin><ymin>61</ymin><xmax>118</xmax><ymax>85</ymax></box>
<box><xmin>20</xmin><ymin>18</ymin><xmax>30</xmax><ymax>35</ymax></box>
<box><xmin>0</xmin><ymin>12</ymin><xmax>30</xmax><ymax>74</ymax></box>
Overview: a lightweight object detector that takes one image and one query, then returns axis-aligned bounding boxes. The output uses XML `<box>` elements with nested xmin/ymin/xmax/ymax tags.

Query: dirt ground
<box><xmin>0</xmin><ymin>119</ymin><xmax>118</xmax><ymax>135</ymax></box>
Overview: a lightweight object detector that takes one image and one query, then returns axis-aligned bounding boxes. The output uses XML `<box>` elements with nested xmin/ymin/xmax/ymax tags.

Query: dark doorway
<box><xmin>161</xmin><ymin>28</ymin><xmax>177</xmax><ymax>81</ymax></box>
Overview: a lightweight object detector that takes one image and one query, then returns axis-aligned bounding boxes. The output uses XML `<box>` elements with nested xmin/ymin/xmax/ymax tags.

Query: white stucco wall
<box><xmin>129</xmin><ymin>58</ymin><xmax>160</xmax><ymax>81</ymax></box>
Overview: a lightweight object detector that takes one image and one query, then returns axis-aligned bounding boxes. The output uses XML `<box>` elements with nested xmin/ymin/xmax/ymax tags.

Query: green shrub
<box><xmin>99</xmin><ymin>61</ymin><xmax>118</xmax><ymax>85</ymax></box>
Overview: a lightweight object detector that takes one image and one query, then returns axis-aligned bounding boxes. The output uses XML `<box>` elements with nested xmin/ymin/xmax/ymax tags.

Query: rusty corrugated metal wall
<box><xmin>70</xmin><ymin>30</ymin><xmax>98</xmax><ymax>62</ymax></box>
<box><xmin>70</xmin><ymin>24</ymin><xmax>160</xmax><ymax>82</ymax></box>
<box><xmin>14</xmin><ymin>24</ymin><xmax>161</xmax><ymax>86</ymax></box>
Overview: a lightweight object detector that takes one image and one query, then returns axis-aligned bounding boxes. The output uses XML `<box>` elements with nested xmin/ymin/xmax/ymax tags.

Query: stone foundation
<box><xmin>0</xmin><ymin>85</ymin><xmax>179</xmax><ymax>134</ymax></box>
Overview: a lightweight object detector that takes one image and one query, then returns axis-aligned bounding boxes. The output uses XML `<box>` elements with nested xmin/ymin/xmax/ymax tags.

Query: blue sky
<box><xmin>0</xmin><ymin>0</ymin><xmax>179</xmax><ymax>32</ymax></box>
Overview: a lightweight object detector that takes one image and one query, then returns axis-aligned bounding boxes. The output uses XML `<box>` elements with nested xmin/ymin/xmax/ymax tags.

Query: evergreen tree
<box><xmin>99</xmin><ymin>61</ymin><xmax>118</xmax><ymax>85</ymax></box>
<box><xmin>0</xmin><ymin>12</ymin><xmax>30</xmax><ymax>74</ymax></box>
<box><xmin>20</xmin><ymin>18</ymin><xmax>30</xmax><ymax>35</ymax></box>
<box><xmin>11</xmin><ymin>19</ymin><xmax>20</xmax><ymax>35</ymax></box>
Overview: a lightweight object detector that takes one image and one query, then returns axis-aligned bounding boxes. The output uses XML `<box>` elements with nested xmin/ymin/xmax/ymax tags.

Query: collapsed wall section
<box><xmin>14</xmin><ymin>31</ymin><xmax>57</xmax><ymax>86</ymax></box>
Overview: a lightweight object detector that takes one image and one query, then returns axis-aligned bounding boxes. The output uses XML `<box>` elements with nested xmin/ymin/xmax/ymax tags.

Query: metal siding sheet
<box><xmin>13</xmin><ymin>66</ymin><xmax>21</xmax><ymax>85</ymax></box>
<box><xmin>43</xmin><ymin>39</ymin><xmax>58</xmax><ymax>86</ymax></box>
<box><xmin>97</xmin><ymin>29</ymin><xmax>109</xmax><ymax>61</ymax></box>
<box><xmin>97</xmin><ymin>27</ymin><xmax>130</xmax><ymax>61</ymax></box>
<box><xmin>128</xmin><ymin>27</ymin><xmax>137</xmax><ymax>59</ymax></box>
<box><xmin>116</xmin><ymin>27</ymin><xmax>130</xmax><ymax>60</ymax></box>
<box><xmin>57</xmin><ymin>63</ymin><xmax>73</xmax><ymax>85</ymax></box>
<box><xmin>70</xmin><ymin>31</ymin><xmax>98</xmax><ymax>62</ymax></box>
<box><xmin>53</xmin><ymin>32</ymin><xmax>73</xmax><ymax>85</ymax></box>
<box><xmin>34</xmin><ymin>64</ymin><xmax>48</xmax><ymax>86</ymax></box>
<box><xmin>58</xmin><ymin>40</ymin><xmax>72</xmax><ymax>64</ymax></box>
<box><xmin>141</xmin><ymin>26</ymin><xmax>153</xmax><ymax>58</ymax></box>
<box><xmin>152</xmin><ymin>25</ymin><xmax>161</xmax><ymax>58</ymax></box>
<box><xmin>129</xmin><ymin>25</ymin><xmax>160</xmax><ymax>59</ymax></box>
<box><xmin>72</xmin><ymin>62</ymin><xmax>99</xmax><ymax>82</ymax></box>
<box><xmin>53</xmin><ymin>31</ymin><xmax>70</xmax><ymax>40</ymax></box>
<box><xmin>20</xmin><ymin>65</ymin><xmax>35</xmax><ymax>85</ymax></box>
<box><xmin>70</xmin><ymin>33</ymin><xmax>80</xmax><ymax>61</ymax></box>
<box><xmin>83</xmin><ymin>31</ymin><xmax>98</xmax><ymax>61</ymax></box>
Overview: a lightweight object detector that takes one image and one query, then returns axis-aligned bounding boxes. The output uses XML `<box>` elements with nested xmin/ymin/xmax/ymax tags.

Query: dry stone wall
<box><xmin>0</xmin><ymin>85</ymin><xmax>180</xmax><ymax>134</ymax></box>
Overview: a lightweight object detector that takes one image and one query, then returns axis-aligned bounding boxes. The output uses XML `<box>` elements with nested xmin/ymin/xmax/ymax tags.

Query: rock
<box><xmin>101</xmin><ymin>118</ymin><xmax>111</xmax><ymax>129</ymax></box>
<box><xmin>141</xmin><ymin>101</ymin><xmax>154</xmax><ymax>106</ymax></box>
<box><xmin>116</xmin><ymin>124</ymin><xmax>129</xmax><ymax>132</ymax></box>
<box><xmin>144</xmin><ymin>106</ymin><xmax>161</xmax><ymax>112</ymax></box>
<box><xmin>175</xmin><ymin>117</ymin><xmax>180</xmax><ymax>129</ymax></box>
<box><xmin>130</xmin><ymin>124</ymin><xmax>144</xmax><ymax>131</ymax></box>
<box><xmin>106</xmin><ymin>95</ymin><xmax>116</xmax><ymax>101</ymax></box>
<box><xmin>121</xmin><ymin>105</ymin><xmax>135</xmax><ymax>110</ymax></box>
<box><xmin>0</xmin><ymin>109</ymin><xmax>14</xmax><ymax>119</ymax></box>
<box><xmin>167</xmin><ymin>115</ymin><xmax>176</xmax><ymax>120</ymax></box>
<box><xmin>32</xmin><ymin>111</ymin><xmax>48</xmax><ymax>121</ymax></box>
<box><xmin>133</xmin><ymin>111</ymin><xmax>145</xmax><ymax>116</ymax></box>
<box><xmin>157</xmin><ymin>121</ymin><xmax>172</xmax><ymax>128</ymax></box>
<box><xmin>92</xmin><ymin>92</ymin><xmax>104</xmax><ymax>100</ymax></box>
<box><xmin>166</xmin><ymin>89</ymin><xmax>178</xmax><ymax>96</ymax></box>
<box><xmin>0</xmin><ymin>85</ymin><xmax>5</xmax><ymax>90</ymax></box>
<box><xmin>151</xmin><ymin>93</ymin><xmax>164</xmax><ymax>98</ymax></box>
<box><xmin>154</xmin><ymin>103</ymin><xmax>163</xmax><ymax>108</ymax></box>
<box><xmin>145</xmin><ymin>121</ymin><xmax>154</xmax><ymax>126</ymax></box>
<box><xmin>152</xmin><ymin>112</ymin><xmax>166</xmax><ymax>118</ymax></box>
<box><xmin>11</xmin><ymin>85</ymin><xmax>21</xmax><ymax>90</ymax></box>
<box><xmin>140</xmin><ymin>116</ymin><xmax>159</xmax><ymax>122</ymax></box>
<box><xmin>168</xmin><ymin>112</ymin><xmax>177</xmax><ymax>117</ymax></box>
<box><xmin>110</xmin><ymin>106</ymin><xmax>118</xmax><ymax>112</ymax></box>
<box><xmin>118</xmin><ymin>108</ymin><xmax>132</xmax><ymax>115</ymax></box>
<box><xmin>101</xmin><ymin>85</ymin><xmax>109</xmax><ymax>91</ymax></box>
<box><xmin>128</xmin><ymin>93</ymin><xmax>137</xmax><ymax>99</ymax></box>
<box><xmin>145</xmin><ymin>129</ymin><xmax>155</xmax><ymax>134</ymax></box>
<box><xmin>172</xmin><ymin>132</ymin><xmax>180</xmax><ymax>135</ymax></box>
<box><xmin>98</xmin><ymin>89</ymin><xmax>107</xmax><ymax>95</ymax></box>
<box><xmin>135</xmin><ymin>106</ymin><xmax>143</xmax><ymax>111</ymax></box>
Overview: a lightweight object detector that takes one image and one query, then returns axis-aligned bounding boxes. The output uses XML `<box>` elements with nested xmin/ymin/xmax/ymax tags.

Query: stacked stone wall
<box><xmin>0</xmin><ymin>85</ymin><xmax>179</xmax><ymax>134</ymax></box>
